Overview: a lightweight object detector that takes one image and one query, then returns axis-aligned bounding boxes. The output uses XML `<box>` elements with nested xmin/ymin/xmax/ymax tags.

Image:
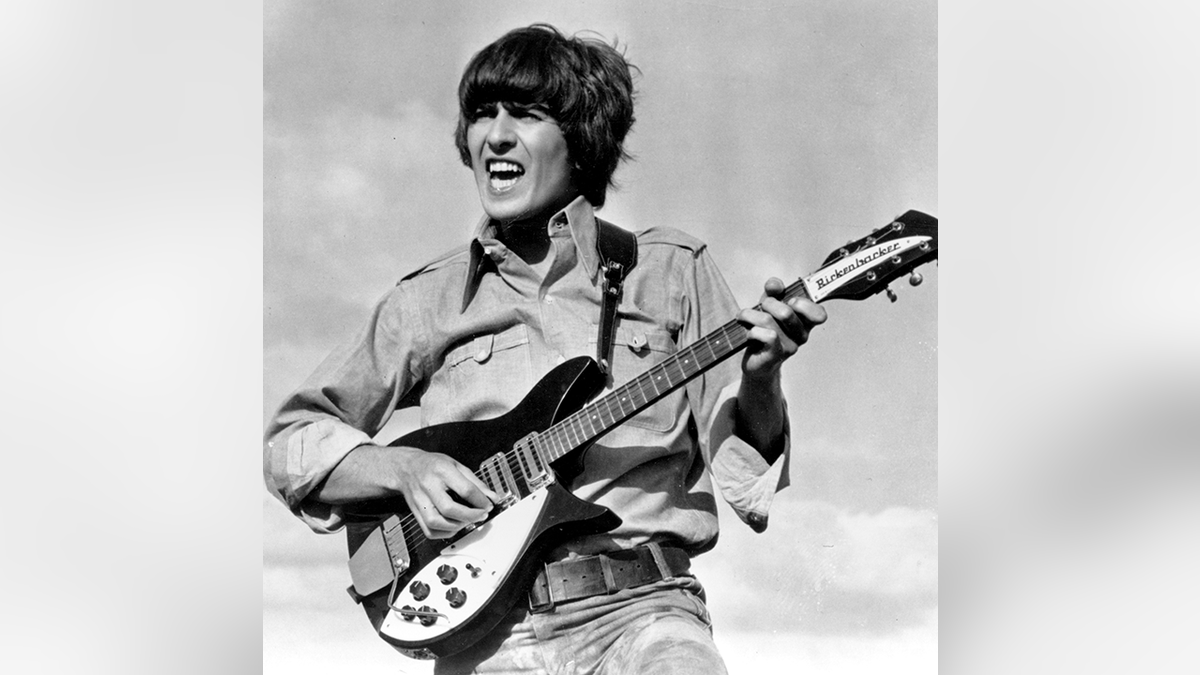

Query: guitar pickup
<box><xmin>480</xmin><ymin>453</ymin><xmax>519</xmax><ymax>507</ymax></box>
<box><xmin>514</xmin><ymin>433</ymin><xmax>554</xmax><ymax>491</ymax></box>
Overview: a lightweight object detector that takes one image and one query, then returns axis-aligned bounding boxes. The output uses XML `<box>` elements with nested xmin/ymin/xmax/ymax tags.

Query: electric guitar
<box><xmin>341</xmin><ymin>210</ymin><xmax>938</xmax><ymax>659</ymax></box>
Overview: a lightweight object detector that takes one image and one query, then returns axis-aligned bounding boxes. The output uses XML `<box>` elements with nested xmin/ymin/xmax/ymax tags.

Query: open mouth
<box><xmin>486</xmin><ymin>160</ymin><xmax>525</xmax><ymax>191</ymax></box>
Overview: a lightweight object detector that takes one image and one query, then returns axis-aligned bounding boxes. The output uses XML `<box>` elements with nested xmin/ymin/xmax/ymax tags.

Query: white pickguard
<box><xmin>378</xmin><ymin>486</ymin><xmax>551</xmax><ymax>643</ymax></box>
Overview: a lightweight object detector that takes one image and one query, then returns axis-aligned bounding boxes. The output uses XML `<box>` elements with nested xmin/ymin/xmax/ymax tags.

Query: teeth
<box><xmin>486</xmin><ymin>159</ymin><xmax>524</xmax><ymax>191</ymax></box>
<box><xmin>487</xmin><ymin>160</ymin><xmax>524</xmax><ymax>174</ymax></box>
<box><xmin>489</xmin><ymin>160</ymin><xmax>522</xmax><ymax>173</ymax></box>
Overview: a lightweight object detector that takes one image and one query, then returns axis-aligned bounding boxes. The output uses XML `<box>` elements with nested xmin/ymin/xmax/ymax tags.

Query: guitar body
<box><xmin>345</xmin><ymin>356</ymin><xmax>622</xmax><ymax>659</ymax></box>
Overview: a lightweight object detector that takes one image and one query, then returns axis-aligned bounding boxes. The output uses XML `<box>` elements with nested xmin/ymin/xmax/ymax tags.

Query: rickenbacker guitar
<box><xmin>341</xmin><ymin>210</ymin><xmax>938</xmax><ymax>660</ymax></box>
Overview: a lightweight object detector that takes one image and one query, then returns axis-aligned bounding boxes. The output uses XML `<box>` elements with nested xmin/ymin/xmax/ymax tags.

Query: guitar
<box><xmin>342</xmin><ymin>210</ymin><xmax>938</xmax><ymax>659</ymax></box>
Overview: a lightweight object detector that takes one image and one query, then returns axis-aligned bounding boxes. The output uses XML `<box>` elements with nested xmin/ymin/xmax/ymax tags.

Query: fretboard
<box><xmin>534</xmin><ymin>277</ymin><xmax>813</xmax><ymax>461</ymax></box>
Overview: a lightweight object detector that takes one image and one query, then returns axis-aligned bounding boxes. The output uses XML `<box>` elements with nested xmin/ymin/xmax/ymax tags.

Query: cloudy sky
<box><xmin>263</xmin><ymin>1</ymin><xmax>937</xmax><ymax>673</ymax></box>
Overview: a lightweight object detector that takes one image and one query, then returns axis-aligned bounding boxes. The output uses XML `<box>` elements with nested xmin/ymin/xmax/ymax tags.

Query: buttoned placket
<box><xmin>535</xmin><ymin>219</ymin><xmax>584</xmax><ymax>369</ymax></box>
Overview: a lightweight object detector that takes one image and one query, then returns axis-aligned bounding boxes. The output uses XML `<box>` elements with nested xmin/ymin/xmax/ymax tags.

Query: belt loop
<box><xmin>599</xmin><ymin>554</ymin><xmax>617</xmax><ymax>594</ymax></box>
<box><xmin>645</xmin><ymin>542</ymin><xmax>675</xmax><ymax>583</ymax></box>
<box><xmin>528</xmin><ymin>563</ymin><xmax>556</xmax><ymax>613</ymax></box>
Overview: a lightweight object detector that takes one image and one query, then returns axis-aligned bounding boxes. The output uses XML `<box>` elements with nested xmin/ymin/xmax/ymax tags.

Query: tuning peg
<box><xmin>886</xmin><ymin>287</ymin><xmax>897</xmax><ymax>303</ymax></box>
<box><xmin>909</xmin><ymin>271</ymin><xmax>923</xmax><ymax>287</ymax></box>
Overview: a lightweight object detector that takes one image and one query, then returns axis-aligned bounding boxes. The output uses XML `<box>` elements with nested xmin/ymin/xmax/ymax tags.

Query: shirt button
<box><xmin>544</xmin><ymin>297</ymin><xmax>555</xmax><ymax>304</ymax></box>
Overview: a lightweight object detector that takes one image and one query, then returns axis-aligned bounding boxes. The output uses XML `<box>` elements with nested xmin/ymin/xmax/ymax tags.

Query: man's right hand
<box><xmin>315</xmin><ymin>444</ymin><xmax>498</xmax><ymax>539</ymax></box>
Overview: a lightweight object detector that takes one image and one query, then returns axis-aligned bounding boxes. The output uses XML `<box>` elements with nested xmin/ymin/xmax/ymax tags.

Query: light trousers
<box><xmin>433</xmin><ymin>577</ymin><xmax>728</xmax><ymax>675</ymax></box>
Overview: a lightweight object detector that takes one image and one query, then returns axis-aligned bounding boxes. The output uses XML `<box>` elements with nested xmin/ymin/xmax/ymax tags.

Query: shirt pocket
<box><xmin>602</xmin><ymin>325</ymin><xmax>683</xmax><ymax>433</ymax></box>
<box><xmin>423</xmin><ymin>324</ymin><xmax>532</xmax><ymax>425</ymax></box>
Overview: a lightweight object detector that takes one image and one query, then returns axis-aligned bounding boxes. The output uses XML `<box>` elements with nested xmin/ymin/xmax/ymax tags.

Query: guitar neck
<box><xmin>534</xmin><ymin>278</ymin><xmax>815</xmax><ymax>463</ymax></box>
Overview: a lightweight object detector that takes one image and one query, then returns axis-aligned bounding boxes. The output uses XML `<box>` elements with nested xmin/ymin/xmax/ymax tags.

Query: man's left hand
<box><xmin>738</xmin><ymin>277</ymin><xmax>827</xmax><ymax>381</ymax></box>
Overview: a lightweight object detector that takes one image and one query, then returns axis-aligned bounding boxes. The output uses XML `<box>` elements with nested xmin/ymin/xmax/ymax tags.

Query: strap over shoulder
<box><xmin>594</xmin><ymin>219</ymin><xmax>638</xmax><ymax>375</ymax></box>
<box><xmin>595</xmin><ymin>218</ymin><xmax>638</xmax><ymax>273</ymax></box>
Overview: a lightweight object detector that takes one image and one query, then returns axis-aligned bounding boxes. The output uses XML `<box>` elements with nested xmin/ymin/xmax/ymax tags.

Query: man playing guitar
<box><xmin>265</xmin><ymin>23</ymin><xmax>825</xmax><ymax>674</ymax></box>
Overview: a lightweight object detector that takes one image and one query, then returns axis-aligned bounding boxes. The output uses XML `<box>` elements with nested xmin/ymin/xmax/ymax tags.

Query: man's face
<box><xmin>466</xmin><ymin>102</ymin><xmax>576</xmax><ymax>227</ymax></box>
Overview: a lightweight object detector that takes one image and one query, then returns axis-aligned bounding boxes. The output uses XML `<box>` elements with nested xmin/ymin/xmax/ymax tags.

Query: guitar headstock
<box><xmin>800</xmin><ymin>210</ymin><xmax>938</xmax><ymax>303</ymax></box>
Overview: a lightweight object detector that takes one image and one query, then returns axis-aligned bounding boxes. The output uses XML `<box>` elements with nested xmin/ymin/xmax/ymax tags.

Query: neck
<box><xmin>497</xmin><ymin>220</ymin><xmax>552</xmax><ymax>267</ymax></box>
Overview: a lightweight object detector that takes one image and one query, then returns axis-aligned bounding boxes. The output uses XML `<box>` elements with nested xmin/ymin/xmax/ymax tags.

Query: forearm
<box><xmin>735</xmin><ymin>372</ymin><xmax>788</xmax><ymax>463</ymax></box>
<box><xmin>312</xmin><ymin>444</ymin><xmax>412</xmax><ymax>504</ymax></box>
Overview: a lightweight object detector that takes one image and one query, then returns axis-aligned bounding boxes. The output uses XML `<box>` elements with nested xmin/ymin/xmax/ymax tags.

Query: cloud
<box><xmin>265</xmin><ymin>100</ymin><xmax>479</xmax><ymax>343</ymax></box>
<box><xmin>713</xmin><ymin>608</ymin><xmax>937</xmax><ymax>675</ymax></box>
<box><xmin>693</xmin><ymin>498</ymin><xmax>938</xmax><ymax>636</ymax></box>
<box><xmin>835</xmin><ymin>507</ymin><xmax>939</xmax><ymax>596</ymax></box>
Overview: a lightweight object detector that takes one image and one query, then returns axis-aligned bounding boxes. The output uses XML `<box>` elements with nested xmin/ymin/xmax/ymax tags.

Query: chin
<box><xmin>481</xmin><ymin>197</ymin><xmax>531</xmax><ymax>224</ymax></box>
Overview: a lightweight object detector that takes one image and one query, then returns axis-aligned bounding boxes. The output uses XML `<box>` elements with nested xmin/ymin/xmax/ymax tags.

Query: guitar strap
<box><xmin>594</xmin><ymin>218</ymin><xmax>637</xmax><ymax>375</ymax></box>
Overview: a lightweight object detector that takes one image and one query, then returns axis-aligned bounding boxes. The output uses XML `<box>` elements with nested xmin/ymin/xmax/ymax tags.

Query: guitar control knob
<box><xmin>408</xmin><ymin>580</ymin><xmax>430</xmax><ymax>601</ymax></box>
<box><xmin>909</xmin><ymin>271</ymin><xmax>923</xmax><ymax>286</ymax></box>
<box><xmin>436</xmin><ymin>564</ymin><xmax>458</xmax><ymax>585</ymax></box>
<box><xmin>446</xmin><ymin>587</ymin><xmax>467</xmax><ymax>608</ymax></box>
<box><xmin>418</xmin><ymin>605</ymin><xmax>437</xmax><ymax>627</ymax></box>
<box><xmin>400</xmin><ymin>605</ymin><xmax>417</xmax><ymax>622</ymax></box>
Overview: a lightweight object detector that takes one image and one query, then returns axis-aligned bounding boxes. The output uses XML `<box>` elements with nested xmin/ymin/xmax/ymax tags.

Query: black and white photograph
<box><xmin>263</xmin><ymin>2</ymin><xmax>937</xmax><ymax>673</ymax></box>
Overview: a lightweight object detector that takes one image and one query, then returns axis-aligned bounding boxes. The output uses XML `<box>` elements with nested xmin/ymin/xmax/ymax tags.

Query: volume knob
<box><xmin>408</xmin><ymin>580</ymin><xmax>430</xmax><ymax>601</ymax></box>
<box><xmin>436</xmin><ymin>564</ymin><xmax>458</xmax><ymax>585</ymax></box>
<box><xmin>446</xmin><ymin>587</ymin><xmax>467</xmax><ymax>608</ymax></box>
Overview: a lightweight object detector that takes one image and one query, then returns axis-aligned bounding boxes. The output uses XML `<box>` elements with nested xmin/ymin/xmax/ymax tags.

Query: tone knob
<box><xmin>436</xmin><ymin>564</ymin><xmax>458</xmax><ymax>585</ymax></box>
<box><xmin>399</xmin><ymin>605</ymin><xmax>417</xmax><ymax>622</ymax></box>
<box><xmin>446</xmin><ymin>587</ymin><xmax>467</xmax><ymax>608</ymax></box>
<box><xmin>418</xmin><ymin>605</ymin><xmax>437</xmax><ymax>627</ymax></box>
<box><xmin>408</xmin><ymin>580</ymin><xmax>430</xmax><ymax>601</ymax></box>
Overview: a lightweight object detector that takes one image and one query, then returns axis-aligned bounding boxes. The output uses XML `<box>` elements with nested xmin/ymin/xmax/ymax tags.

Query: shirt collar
<box><xmin>460</xmin><ymin>196</ymin><xmax>601</xmax><ymax>312</ymax></box>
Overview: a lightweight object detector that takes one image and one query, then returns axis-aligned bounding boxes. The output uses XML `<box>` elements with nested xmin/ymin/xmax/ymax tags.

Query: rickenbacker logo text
<box><xmin>812</xmin><ymin>241</ymin><xmax>904</xmax><ymax>290</ymax></box>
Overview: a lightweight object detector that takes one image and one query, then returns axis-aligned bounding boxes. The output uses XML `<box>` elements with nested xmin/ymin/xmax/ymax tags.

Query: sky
<box><xmin>263</xmin><ymin>1</ymin><xmax>936</xmax><ymax>673</ymax></box>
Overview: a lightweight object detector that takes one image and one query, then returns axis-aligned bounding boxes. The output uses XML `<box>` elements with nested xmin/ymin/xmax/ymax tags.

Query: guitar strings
<box><xmin>388</xmin><ymin>320</ymin><xmax>748</xmax><ymax>545</ymax></box>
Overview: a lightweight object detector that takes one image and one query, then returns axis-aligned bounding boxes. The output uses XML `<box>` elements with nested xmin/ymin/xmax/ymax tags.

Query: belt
<box><xmin>528</xmin><ymin>543</ymin><xmax>691</xmax><ymax>613</ymax></box>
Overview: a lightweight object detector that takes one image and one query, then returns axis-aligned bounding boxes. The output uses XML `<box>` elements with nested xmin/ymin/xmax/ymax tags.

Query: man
<box><xmin>265</xmin><ymin>24</ymin><xmax>826</xmax><ymax>674</ymax></box>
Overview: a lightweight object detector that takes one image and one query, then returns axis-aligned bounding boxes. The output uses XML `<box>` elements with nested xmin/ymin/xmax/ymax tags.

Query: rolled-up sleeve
<box><xmin>680</xmin><ymin>246</ymin><xmax>792</xmax><ymax>533</ymax></box>
<box><xmin>263</xmin><ymin>286</ymin><xmax>421</xmax><ymax>533</ymax></box>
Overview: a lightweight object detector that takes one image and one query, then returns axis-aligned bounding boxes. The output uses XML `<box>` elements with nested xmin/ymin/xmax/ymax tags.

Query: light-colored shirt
<box><xmin>263</xmin><ymin>197</ymin><xmax>791</xmax><ymax>557</ymax></box>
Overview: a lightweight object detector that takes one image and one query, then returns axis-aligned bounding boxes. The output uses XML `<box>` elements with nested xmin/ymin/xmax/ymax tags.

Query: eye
<box><xmin>508</xmin><ymin>104</ymin><xmax>553</xmax><ymax>122</ymax></box>
<box><xmin>469</xmin><ymin>102</ymin><xmax>498</xmax><ymax>121</ymax></box>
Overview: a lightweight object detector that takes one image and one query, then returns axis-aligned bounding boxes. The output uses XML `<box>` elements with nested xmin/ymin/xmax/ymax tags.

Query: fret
<box><xmin>599</xmin><ymin>395</ymin><xmax>619</xmax><ymax>429</ymax></box>
<box><xmin>624</xmin><ymin>379</ymin><xmax>643</xmax><ymax>410</ymax></box>
<box><xmin>565</xmin><ymin>421</ymin><xmax>580</xmax><ymax>449</ymax></box>
<box><xmin>542</xmin><ymin>433</ymin><xmax>563</xmax><ymax>464</ymax></box>
<box><xmin>695</xmin><ymin>337</ymin><xmax>715</xmax><ymax>369</ymax></box>
<box><xmin>663</xmin><ymin>354</ymin><xmax>685</xmax><ymax>386</ymax></box>
<box><xmin>647</xmin><ymin>366</ymin><xmax>664</xmax><ymax>396</ymax></box>
<box><xmin>536</xmin><ymin>318</ymin><xmax>756</xmax><ymax>457</ymax></box>
<box><xmin>678</xmin><ymin>349</ymin><xmax>699</xmax><ymax>377</ymax></box>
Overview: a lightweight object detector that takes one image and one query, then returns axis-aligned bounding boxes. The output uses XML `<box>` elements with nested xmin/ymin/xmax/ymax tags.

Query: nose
<box><xmin>485</xmin><ymin>108</ymin><xmax>517</xmax><ymax>153</ymax></box>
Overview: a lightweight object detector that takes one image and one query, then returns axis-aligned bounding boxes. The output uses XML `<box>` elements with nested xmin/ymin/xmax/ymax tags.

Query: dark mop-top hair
<box><xmin>454</xmin><ymin>24</ymin><xmax>637</xmax><ymax>208</ymax></box>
